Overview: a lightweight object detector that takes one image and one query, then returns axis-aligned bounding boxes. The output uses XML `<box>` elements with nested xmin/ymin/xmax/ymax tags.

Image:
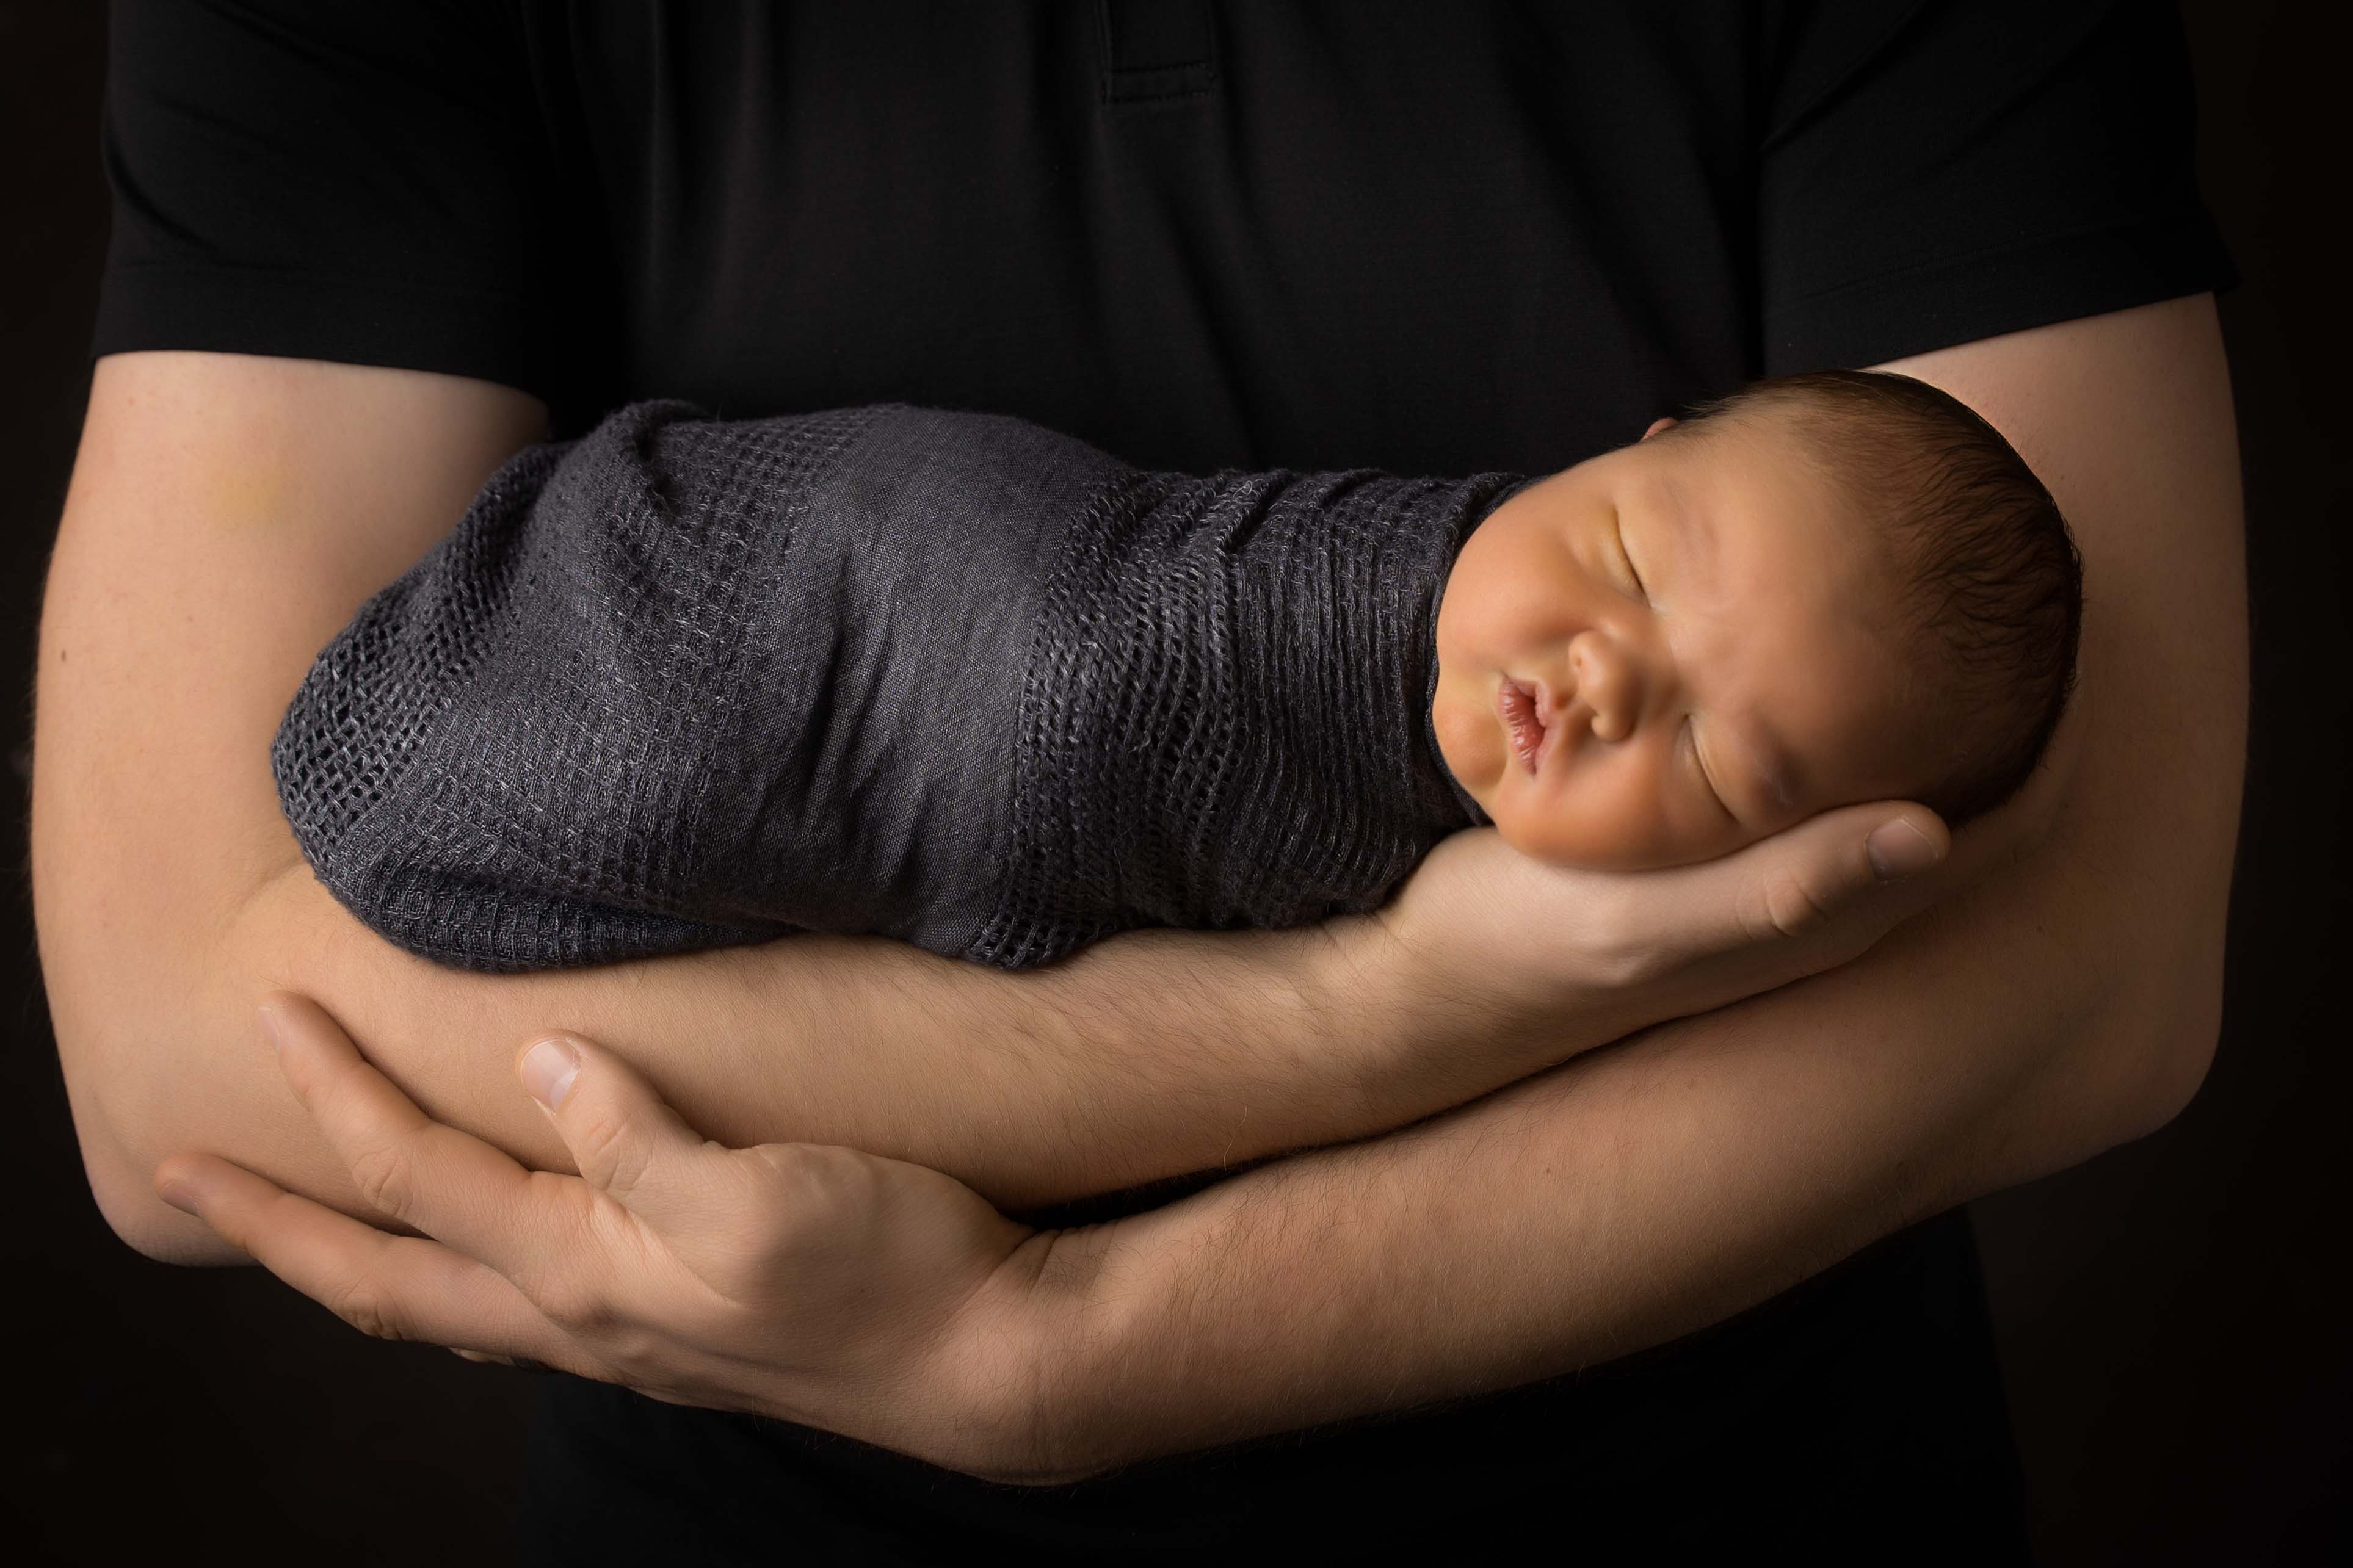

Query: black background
<box><xmin>2</xmin><ymin>4</ymin><xmax>2342</xmax><ymax>1563</ymax></box>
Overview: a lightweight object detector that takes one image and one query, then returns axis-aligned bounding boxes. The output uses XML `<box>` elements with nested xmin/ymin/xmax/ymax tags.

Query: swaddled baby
<box><xmin>273</xmin><ymin>369</ymin><xmax>2079</xmax><ymax>974</ymax></box>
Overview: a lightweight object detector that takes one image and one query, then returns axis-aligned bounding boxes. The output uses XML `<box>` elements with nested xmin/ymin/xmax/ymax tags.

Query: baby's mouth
<box><xmin>1497</xmin><ymin>677</ymin><xmax>1550</xmax><ymax>776</ymax></box>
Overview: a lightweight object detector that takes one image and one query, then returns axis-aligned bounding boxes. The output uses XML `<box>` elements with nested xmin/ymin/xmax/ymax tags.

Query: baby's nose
<box><xmin>1567</xmin><ymin>630</ymin><xmax>1641</xmax><ymax>742</ymax></box>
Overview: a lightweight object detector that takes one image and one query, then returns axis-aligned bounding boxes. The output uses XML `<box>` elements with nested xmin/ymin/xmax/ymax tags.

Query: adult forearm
<box><xmin>225</xmin><ymin>867</ymin><xmax>1534</xmax><ymax>1221</ymax></box>
<box><xmin>62</xmin><ymin>864</ymin><xmax>1364</xmax><ymax>1260</ymax></box>
<box><xmin>87</xmin><ymin>824</ymin><xmax>1689</xmax><ymax>1263</ymax></box>
<box><xmin>1021</xmin><ymin>836</ymin><xmax>2217</xmax><ymax>1478</ymax></box>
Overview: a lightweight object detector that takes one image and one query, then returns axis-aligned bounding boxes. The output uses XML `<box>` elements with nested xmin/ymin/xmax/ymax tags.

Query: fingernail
<box><xmin>1866</xmin><ymin>820</ymin><xmax>1943</xmax><ymax>881</ymax></box>
<box><xmin>258</xmin><ymin>1003</ymin><xmax>290</xmax><ymax>1055</ymax></box>
<box><xmin>158</xmin><ymin>1180</ymin><xmax>197</xmax><ymax>1215</ymax></box>
<box><xmin>521</xmin><ymin>1036</ymin><xmax>581</xmax><ymax>1109</ymax></box>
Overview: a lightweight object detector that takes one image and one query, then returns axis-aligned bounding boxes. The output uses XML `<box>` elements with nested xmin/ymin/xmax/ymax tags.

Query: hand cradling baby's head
<box><xmin>1431</xmin><ymin>369</ymin><xmax>2081</xmax><ymax>869</ymax></box>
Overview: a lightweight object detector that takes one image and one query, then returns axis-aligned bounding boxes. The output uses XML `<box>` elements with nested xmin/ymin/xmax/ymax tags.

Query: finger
<box><xmin>261</xmin><ymin>992</ymin><xmax>570</xmax><ymax>1279</ymax></box>
<box><xmin>154</xmin><ymin>1152</ymin><xmax>576</xmax><ymax>1366</ymax></box>
<box><xmin>1678</xmin><ymin>800</ymin><xmax>1951</xmax><ymax>952</ymax></box>
<box><xmin>1745</xmin><ymin>799</ymin><xmax>1949</xmax><ymax>943</ymax></box>
<box><xmin>517</xmin><ymin>1032</ymin><xmax>744</xmax><ymax>1235</ymax></box>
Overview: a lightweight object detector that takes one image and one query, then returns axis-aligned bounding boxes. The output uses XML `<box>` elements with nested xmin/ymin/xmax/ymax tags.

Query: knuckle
<box><xmin>1603</xmin><ymin>937</ymin><xmax>1663</xmax><ymax>990</ymax></box>
<box><xmin>800</xmin><ymin>1146</ymin><xmax>873</xmax><ymax>1212</ymax></box>
<box><xmin>537</xmin><ymin>1275</ymin><xmax>618</xmax><ymax>1337</ymax></box>
<box><xmin>597</xmin><ymin>1323</ymin><xmax>665</xmax><ymax>1372</ymax></box>
<box><xmin>750</xmin><ymin>1141</ymin><xmax>825</xmax><ymax>1200</ymax></box>
<box><xmin>570</xmin><ymin>1105</ymin><xmax>637</xmax><ymax>1187</ymax></box>
<box><xmin>676</xmin><ymin>1292</ymin><xmax>742</xmax><ymax>1346</ymax></box>
<box><xmin>325</xmin><ymin>1280</ymin><xmax>408</xmax><ymax>1342</ymax></box>
<box><xmin>600</xmin><ymin>1139</ymin><xmax>655</xmax><ymax>1201</ymax></box>
<box><xmin>737</xmin><ymin>1156</ymin><xmax>830</xmax><ymax>1252</ymax></box>
<box><xmin>345</xmin><ymin>1140</ymin><xmax>415</xmax><ymax>1220</ymax></box>
<box><xmin>1749</xmin><ymin>867</ymin><xmax>1836</xmax><ymax>942</ymax></box>
<box><xmin>742</xmin><ymin>1191</ymin><xmax>818</xmax><ymax>1261</ymax></box>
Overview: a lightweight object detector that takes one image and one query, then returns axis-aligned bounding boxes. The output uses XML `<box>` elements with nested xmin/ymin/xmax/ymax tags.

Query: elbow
<box><xmin>2100</xmin><ymin>945</ymin><xmax>2226</xmax><ymax>1148</ymax></box>
<box><xmin>36</xmin><ymin>826</ymin><xmax>330</xmax><ymax>1268</ymax></box>
<box><xmin>2003</xmin><ymin>919</ymin><xmax>2227</xmax><ymax>1188</ymax></box>
<box><xmin>2135</xmin><ymin>972</ymin><xmax>2224</xmax><ymax>1140</ymax></box>
<box><xmin>43</xmin><ymin>864</ymin><xmax>446</xmax><ymax>1271</ymax></box>
<box><xmin>58</xmin><ymin>1034</ymin><xmax>252</xmax><ymax>1269</ymax></box>
<box><xmin>91</xmin><ymin>1158</ymin><xmax>250</xmax><ymax>1270</ymax></box>
<box><xmin>40</xmin><ymin>940</ymin><xmax>262</xmax><ymax>1269</ymax></box>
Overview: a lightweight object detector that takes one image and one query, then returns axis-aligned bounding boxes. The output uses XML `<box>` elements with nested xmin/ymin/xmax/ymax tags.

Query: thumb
<box><xmin>1717</xmin><ymin>800</ymin><xmax>1949</xmax><ymax>947</ymax></box>
<box><xmin>1596</xmin><ymin>799</ymin><xmax>1954</xmax><ymax>1037</ymax></box>
<box><xmin>518</xmin><ymin>1034</ymin><xmax>734</xmax><ymax>1224</ymax></box>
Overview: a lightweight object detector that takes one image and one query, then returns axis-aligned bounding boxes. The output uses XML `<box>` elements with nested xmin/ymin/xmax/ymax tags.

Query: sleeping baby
<box><xmin>272</xmin><ymin>369</ymin><xmax>2079</xmax><ymax>974</ymax></box>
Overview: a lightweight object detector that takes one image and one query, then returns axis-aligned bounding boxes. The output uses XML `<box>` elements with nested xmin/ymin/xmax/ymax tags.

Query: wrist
<box><xmin>1300</xmin><ymin>907</ymin><xmax>1562</xmax><ymax>1124</ymax></box>
<box><xmin>954</xmin><ymin>1227</ymin><xmax>1117</xmax><ymax>1486</ymax></box>
<box><xmin>1361</xmin><ymin>876</ymin><xmax>1625</xmax><ymax>1073</ymax></box>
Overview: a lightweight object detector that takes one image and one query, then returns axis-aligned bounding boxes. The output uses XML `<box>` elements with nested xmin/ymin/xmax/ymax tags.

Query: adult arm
<box><xmin>1015</xmin><ymin>294</ymin><xmax>2244</xmax><ymax>1478</ymax></box>
<box><xmin>31</xmin><ymin>350</ymin><xmax>1409</xmax><ymax>1265</ymax></box>
<box><xmin>38</xmin><ymin>352</ymin><xmax>1938</xmax><ymax>1266</ymax></box>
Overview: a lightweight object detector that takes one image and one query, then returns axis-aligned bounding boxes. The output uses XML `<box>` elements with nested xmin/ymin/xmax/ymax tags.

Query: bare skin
<box><xmin>1435</xmin><ymin>411</ymin><xmax>1926</xmax><ymax>869</ymax></box>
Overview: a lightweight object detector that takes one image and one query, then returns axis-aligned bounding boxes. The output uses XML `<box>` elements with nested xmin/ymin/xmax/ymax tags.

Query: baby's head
<box><xmin>1432</xmin><ymin>369</ymin><xmax>2082</xmax><ymax>868</ymax></box>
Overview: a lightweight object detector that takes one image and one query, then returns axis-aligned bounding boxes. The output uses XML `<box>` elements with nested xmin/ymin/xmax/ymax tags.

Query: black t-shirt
<box><xmin>92</xmin><ymin>1</ymin><xmax>2235</xmax><ymax>1559</ymax></box>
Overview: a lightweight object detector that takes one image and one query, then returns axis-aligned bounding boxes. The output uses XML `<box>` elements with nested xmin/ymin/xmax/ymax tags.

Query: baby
<box><xmin>272</xmin><ymin>370</ymin><xmax>2078</xmax><ymax>974</ymax></box>
<box><xmin>1434</xmin><ymin>370</ymin><xmax>2079</xmax><ymax>872</ymax></box>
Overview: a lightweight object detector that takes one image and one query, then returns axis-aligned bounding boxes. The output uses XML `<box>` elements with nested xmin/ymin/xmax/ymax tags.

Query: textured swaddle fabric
<box><xmin>274</xmin><ymin>400</ymin><xmax>1526</xmax><ymax>972</ymax></box>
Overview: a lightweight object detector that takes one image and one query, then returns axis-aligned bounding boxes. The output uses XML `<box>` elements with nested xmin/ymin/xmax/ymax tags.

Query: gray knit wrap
<box><xmin>273</xmin><ymin>400</ymin><xmax>1525</xmax><ymax>973</ymax></box>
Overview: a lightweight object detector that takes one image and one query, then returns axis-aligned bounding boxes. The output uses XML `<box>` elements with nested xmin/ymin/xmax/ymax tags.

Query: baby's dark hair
<box><xmin>1655</xmin><ymin>369</ymin><xmax>2083</xmax><ymax>828</ymax></box>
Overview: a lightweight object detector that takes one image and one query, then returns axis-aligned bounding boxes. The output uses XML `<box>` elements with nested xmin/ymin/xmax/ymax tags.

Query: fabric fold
<box><xmin>274</xmin><ymin>400</ymin><xmax>1525</xmax><ymax>972</ymax></box>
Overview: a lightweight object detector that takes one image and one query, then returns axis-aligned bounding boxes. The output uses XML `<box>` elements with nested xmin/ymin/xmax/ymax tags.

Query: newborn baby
<box><xmin>274</xmin><ymin>370</ymin><xmax>2079</xmax><ymax>973</ymax></box>
<box><xmin>1433</xmin><ymin>375</ymin><xmax>2081</xmax><ymax>872</ymax></box>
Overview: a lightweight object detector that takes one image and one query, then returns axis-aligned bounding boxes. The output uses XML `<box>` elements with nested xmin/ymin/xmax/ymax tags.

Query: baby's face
<box><xmin>1433</xmin><ymin>412</ymin><xmax>1921</xmax><ymax>869</ymax></box>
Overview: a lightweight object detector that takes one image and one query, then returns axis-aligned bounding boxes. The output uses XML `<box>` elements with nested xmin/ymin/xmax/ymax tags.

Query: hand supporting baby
<box><xmin>1372</xmin><ymin>800</ymin><xmax>1958</xmax><ymax>1079</ymax></box>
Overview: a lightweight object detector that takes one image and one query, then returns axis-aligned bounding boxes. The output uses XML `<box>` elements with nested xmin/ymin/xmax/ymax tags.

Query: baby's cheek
<box><xmin>1501</xmin><ymin>762</ymin><xmax>1664</xmax><ymax>868</ymax></box>
<box><xmin>1432</xmin><ymin>682</ymin><xmax>1507</xmax><ymax>798</ymax></box>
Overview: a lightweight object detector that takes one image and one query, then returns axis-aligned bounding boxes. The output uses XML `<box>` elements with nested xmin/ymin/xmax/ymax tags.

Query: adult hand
<box><xmin>1376</xmin><ymin>792</ymin><xmax>2043</xmax><ymax>1057</ymax></box>
<box><xmin>152</xmin><ymin>994</ymin><xmax>1060</xmax><ymax>1484</ymax></box>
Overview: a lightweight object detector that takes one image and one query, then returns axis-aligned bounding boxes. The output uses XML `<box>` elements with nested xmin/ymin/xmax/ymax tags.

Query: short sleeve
<box><xmin>1758</xmin><ymin>0</ymin><xmax>2238</xmax><ymax>374</ymax></box>
<box><xmin>90</xmin><ymin>0</ymin><xmax>572</xmax><ymax>407</ymax></box>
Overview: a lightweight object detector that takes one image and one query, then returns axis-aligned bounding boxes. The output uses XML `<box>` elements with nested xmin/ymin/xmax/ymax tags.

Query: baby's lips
<box><xmin>1497</xmin><ymin>677</ymin><xmax>1548</xmax><ymax>775</ymax></box>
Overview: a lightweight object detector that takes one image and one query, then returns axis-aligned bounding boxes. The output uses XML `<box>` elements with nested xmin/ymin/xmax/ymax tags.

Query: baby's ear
<box><xmin>1641</xmin><ymin>416</ymin><xmax>1678</xmax><ymax>441</ymax></box>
